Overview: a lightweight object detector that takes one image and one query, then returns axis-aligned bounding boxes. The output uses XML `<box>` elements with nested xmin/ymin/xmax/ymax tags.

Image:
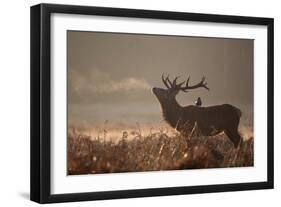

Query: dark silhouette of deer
<box><xmin>152</xmin><ymin>75</ymin><xmax>242</xmax><ymax>148</ymax></box>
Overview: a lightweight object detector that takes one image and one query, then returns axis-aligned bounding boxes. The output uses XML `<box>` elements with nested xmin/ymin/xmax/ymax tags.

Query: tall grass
<box><xmin>67</xmin><ymin>126</ymin><xmax>253</xmax><ymax>175</ymax></box>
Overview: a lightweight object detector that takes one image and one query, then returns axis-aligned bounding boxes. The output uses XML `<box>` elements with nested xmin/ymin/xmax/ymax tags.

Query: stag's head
<box><xmin>152</xmin><ymin>75</ymin><xmax>209</xmax><ymax>105</ymax></box>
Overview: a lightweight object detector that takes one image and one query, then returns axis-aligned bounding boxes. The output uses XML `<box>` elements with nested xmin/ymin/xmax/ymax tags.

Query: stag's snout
<box><xmin>151</xmin><ymin>87</ymin><xmax>159</xmax><ymax>95</ymax></box>
<box><xmin>152</xmin><ymin>87</ymin><xmax>171</xmax><ymax>105</ymax></box>
<box><xmin>152</xmin><ymin>87</ymin><xmax>166</xmax><ymax>98</ymax></box>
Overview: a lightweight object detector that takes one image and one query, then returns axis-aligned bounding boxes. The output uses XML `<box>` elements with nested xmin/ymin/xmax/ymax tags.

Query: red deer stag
<box><xmin>152</xmin><ymin>75</ymin><xmax>242</xmax><ymax>148</ymax></box>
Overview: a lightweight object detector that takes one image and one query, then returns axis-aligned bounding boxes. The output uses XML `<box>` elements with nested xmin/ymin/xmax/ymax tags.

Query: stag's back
<box><xmin>181</xmin><ymin>104</ymin><xmax>241</xmax><ymax>131</ymax></box>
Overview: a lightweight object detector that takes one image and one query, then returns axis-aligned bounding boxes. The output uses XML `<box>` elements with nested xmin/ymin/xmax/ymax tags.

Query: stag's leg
<box><xmin>224</xmin><ymin>129</ymin><xmax>242</xmax><ymax>148</ymax></box>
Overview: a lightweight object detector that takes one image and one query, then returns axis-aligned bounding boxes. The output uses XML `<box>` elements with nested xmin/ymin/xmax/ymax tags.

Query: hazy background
<box><xmin>67</xmin><ymin>31</ymin><xmax>253</xmax><ymax>130</ymax></box>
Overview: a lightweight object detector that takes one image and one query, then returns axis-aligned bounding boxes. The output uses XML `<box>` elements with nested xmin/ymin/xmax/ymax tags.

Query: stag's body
<box><xmin>152</xmin><ymin>75</ymin><xmax>242</xmax><ymax>148</ymax></box>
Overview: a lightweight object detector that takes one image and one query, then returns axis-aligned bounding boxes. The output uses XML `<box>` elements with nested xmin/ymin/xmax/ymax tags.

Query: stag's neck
<box><xmin>160</xmin><ymin>99</ymin><xmax>182</xmax><ymax>128</ymax></box>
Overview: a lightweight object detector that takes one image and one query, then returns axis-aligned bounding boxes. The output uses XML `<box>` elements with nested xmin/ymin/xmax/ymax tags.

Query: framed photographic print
<box><xmin>30</xmin><ymin>3</ymin><xmax>274</xmax><ymax>203</ymax></box>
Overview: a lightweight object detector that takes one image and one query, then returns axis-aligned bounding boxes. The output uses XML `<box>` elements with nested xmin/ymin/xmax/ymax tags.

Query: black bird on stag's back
<box><xmin>195</xmin><ymin>97</ymin><xmax>202</xmax><ymax>106</ymax></box>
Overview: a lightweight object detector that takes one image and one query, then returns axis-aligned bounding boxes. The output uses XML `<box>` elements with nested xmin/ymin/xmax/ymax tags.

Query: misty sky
<box><xmin>67</xmin><ymin>31</ymin><xmax>253</xmax><ymax>126</ymax></box>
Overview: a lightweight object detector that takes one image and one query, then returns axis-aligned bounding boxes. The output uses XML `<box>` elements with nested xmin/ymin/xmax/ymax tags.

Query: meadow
<box><xmin>67</xmin><ymin>123</ymin><xmax>253</xmax><ymax>175</ymax></box>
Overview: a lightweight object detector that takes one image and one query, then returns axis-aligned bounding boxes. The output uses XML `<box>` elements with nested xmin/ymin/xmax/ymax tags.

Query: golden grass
<box><xmin>67</xmin><ymin>125</ymin><xmax>253</xmax><ymax>175</ymax></box>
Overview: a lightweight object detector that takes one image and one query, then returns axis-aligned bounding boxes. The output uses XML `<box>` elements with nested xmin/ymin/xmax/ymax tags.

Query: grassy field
<box><xmin>67</xmin><ymin>125</ymin><xmax>253</xmax><ymax>175</ymax></box>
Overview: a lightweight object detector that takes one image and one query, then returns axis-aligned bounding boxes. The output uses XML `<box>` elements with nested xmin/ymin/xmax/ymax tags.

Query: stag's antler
<box><xmin>161</xmin><ymin>74</ymin><xmax>171</xmax><ymax>89</ymax></box>
<box><xmin>162</xmin><ymin>74</ymin><xmax>209</xmax><ymax>92</ymax></box>
<box><xmin>180</xmin><ymin>76</ymin><xmax>209</xmax><ymax>92</ymax></box>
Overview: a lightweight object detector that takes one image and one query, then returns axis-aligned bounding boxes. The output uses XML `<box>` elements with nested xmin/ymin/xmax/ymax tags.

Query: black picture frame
<box><xmin>30</xmin><ymin>3</ymin><xmax>274</xmax><ymax>204</ymax></box>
